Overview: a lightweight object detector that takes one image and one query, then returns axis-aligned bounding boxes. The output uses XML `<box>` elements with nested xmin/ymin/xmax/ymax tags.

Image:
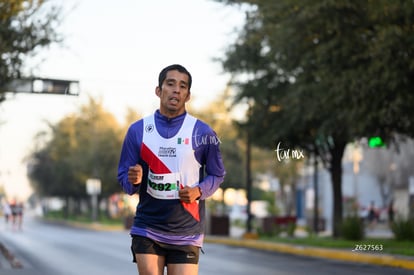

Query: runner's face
<box><xmin>156</xmin><ymin>70</ymin><xmax>191</xmax><ymax>117</ymax></box>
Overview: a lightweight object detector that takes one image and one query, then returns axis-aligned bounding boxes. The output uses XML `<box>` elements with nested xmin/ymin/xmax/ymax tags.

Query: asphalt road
<box><xmin>0</xmin><ymin>215</ymin><xmax>413</xmax><ymax>275</ymax></box>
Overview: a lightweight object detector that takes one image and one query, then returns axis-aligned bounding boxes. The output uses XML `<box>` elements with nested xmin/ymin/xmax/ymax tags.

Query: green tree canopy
<box><xmin>213</xmin><ymin>0</ymin><xmax>414</xmax><ymax>237</ymax></box>
<box><xmin>27</xmin><ymin>97</ymin><xmax>124</xmax><ymax>199</ymax></box>
<box><xmin>0</xmin><ymin>0</ymin><xmax>62</xmax><ymax>102</ymax></box>
<box><xmin>189</xmin><ymin>87</ymin><xmax>246</xmax><ymax>190</ymax></box>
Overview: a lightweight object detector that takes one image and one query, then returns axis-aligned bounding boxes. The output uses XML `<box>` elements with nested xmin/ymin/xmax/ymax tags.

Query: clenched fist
<box><xmin>128</xmin><ymin>164</ymin><xmax>143</xmax><ymax>185</ymax></box>
<box><xmin>179</xmin><ymin>185</ymin><xmax>202</xmax><ymax>203</ymax></box>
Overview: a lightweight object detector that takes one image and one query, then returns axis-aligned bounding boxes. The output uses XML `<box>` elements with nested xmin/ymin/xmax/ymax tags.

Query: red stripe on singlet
<box><xmin>141</xmin><ymin>143</ymin><xmax>200</xmax><ymax>222</ymax></box>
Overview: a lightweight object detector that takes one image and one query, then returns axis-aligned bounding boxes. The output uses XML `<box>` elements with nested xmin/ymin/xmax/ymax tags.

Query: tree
<box><xmin>27</xmin><ymin>97</ymin><xmax>124</xmax><ymax>214</ymax></box>
<box><xmin>213</xmin><ymin>0</ymin><xmax>414</xmax><ymax>237</ymax></box>
<box><xmin>189</xmin><ymin>87</ymin><xmax>246</xmax><ymax>190</ymax></box>
<box><xmin>0</xmin><ymin>0</ymin><xmax>62</xmax><ymax>102</ymax></box>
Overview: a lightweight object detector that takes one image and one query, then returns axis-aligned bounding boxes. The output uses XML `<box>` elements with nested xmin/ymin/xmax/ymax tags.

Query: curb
<box><xmin>41</xmin><ymin>218</ymin><xmax>125</xmax><ymax>232</ymax></box>
<box><xmin>204</xmin><ymin>237</ymin><xmax>414</xmax><ymax>270</ymax></box>
<box><xmin>39</xmin><ymin>219</ymin><xmax>414</xmax><ymax>270</ymax></box>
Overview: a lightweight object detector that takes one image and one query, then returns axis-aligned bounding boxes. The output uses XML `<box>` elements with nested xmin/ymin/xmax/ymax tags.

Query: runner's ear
<box><xmin>185</xmin><ymin>91</ymin><xmax>191</xmax><ymax>102</ymax></box>
<box><xmin>155</xmin><ymin>86</ymin><xmax>161</xmax><ymax>97</ymax></box>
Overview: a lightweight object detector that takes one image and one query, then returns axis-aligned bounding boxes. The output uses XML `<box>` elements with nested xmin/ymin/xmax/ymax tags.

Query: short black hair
<box><xmin>158</xmin><ymin>64</ymin><xmax>192</xmax><ymax>89</ymax></box>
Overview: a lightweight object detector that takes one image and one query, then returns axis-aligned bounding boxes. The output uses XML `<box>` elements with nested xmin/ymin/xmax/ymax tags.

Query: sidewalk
<box><xmin>204</xmin><ymin>236</ymin><xmax>414</xmax><ymax>270</ymax></box>
<box><xmin>204</xmin><ymin>224</ymin><xmax>414</xmax><ymax>271</ymax></box>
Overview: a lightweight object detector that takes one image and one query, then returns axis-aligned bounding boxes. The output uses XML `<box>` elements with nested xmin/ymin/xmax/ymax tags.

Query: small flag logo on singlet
<box><xmin>177</xmin><ymin>137</ymin><xmax>189</xmax><ymax>145</ymax></box>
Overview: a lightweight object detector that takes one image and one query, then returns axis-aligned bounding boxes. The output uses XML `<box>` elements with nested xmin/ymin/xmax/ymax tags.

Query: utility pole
<box><xmin>246</xmin><ymin>126</ymin><xmax>252</xmax><ymax>233</ymax></box>
<box><xmin>243</xmin><ymin>100</ymin><xmax>254</xmax><ymax>237</ymax></box>
<box><xmin>313</xmin><ymin>153</ymin><xmax>319</xmax><ymax>234</ymax></box>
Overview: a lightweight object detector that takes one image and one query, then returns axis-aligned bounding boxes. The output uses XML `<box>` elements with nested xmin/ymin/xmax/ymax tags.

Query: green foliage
<box><xmin>44</xmin><ymin>209</ymin><xmax>123</xmax><ymax>226</ymax></box>
<box><xmin>286</xmin><ymin>221</ymin><xmax>296</xmax><ymax>237</ymax></box>
<box><xmin>341</xmin><ymin>216</ymin><xmax>365</xmax><ymax>241</ymax></box>
<box><xmin>189</xmin><ymin>90</ymin><xmax>247</xmax><ymax>190</ymax></box>
<box><xmin>0</xmin><ymin>0</ymin><xmax>63</xmax><ymax>102</ymax></box>
<box><xmin>27</xmin><ymin>97</ymin><xmax>124</xmax><ymax>199</ymax></box>
<box><xmin>257</xmin><ymin>223</ymin><xmax>281</xmax><ymax>237</ymax></box>
<box><xmin>212</xmin><ymin>0</ymin><xmax>414</xmax><ymax>238</ymax></box>
<box><xmin>260</xmin><ymin>221</ymin><xmax>296</xmax><ymax>238</ymax></box>
<box><xmin>391</xmin><ymin>218</ymin><xmax>414</xmax><ymax>241</ymax></box>
<box><xmin>259</xmin><ymin>216</ymin><xmax>297</xmax><ymax>237</ymax></box>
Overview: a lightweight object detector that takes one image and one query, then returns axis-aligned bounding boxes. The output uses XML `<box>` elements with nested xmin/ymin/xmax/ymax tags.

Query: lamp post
<box><xmin>244</xmin><ymin>100</ymin><xmax>254</xmax><ymax>235</ymax></box>
<box><xmin>246</xmin><ymin>123</ymin><xmax>253</xmax><ymax>233</ymax></box>
<box><xmin>313</xmin><ymin>152</ymin><xmax>319</xmax><ymax>234</ymax></box>
<box><xmin>234</xmin><ymin>98</ymin><xmax>255</xmax><ymax>238</ymax></box>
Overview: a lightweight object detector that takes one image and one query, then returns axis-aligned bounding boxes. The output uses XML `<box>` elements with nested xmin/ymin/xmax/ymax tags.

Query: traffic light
<box><xmin>368</xmin><ymin>136</ymin><xmax>385</xmax><ymax>148</ymax></box>
<box><xmin>3</xmin><ymin>77</ymin><xmax>80</xmax><ymax>96</ymax></box>
<box><xmin>32</xmin><ymin>78</ymin><xmax>80</xmax><ymax>95</ymax></box>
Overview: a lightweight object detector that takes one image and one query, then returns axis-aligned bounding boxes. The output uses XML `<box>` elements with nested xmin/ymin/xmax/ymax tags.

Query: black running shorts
<box><xmin>131</xmin><ymin>235</ymin><xmax>200</xmax><ymax>265</ymax></box>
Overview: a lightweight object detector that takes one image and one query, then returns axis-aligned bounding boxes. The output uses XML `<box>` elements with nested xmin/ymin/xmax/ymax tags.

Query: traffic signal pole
<box><xmin>2</xmin><ymin>77</ymin><xmax>80</xmax><ymax>96</ymax></box>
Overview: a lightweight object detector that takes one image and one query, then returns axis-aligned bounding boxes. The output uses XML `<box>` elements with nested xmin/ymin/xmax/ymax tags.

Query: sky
<box><xmin>0</xmin><ymin>0</ymin><xmax>246</xmax><ymax>201</ymax></box>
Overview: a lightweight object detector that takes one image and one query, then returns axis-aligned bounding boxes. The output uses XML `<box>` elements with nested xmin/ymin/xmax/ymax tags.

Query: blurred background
<box><xmin>1</xmin><ymin>0</ymin><xmax>414</xmax><ymax>251</ymax></box>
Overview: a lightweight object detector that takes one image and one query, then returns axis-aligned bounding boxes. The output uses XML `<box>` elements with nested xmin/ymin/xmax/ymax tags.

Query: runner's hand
<box><xmin>128</xmin><ymin>164</ymin><xmax>143</xmax><ymax>185</ymax></box>
<box><xmin>179</xmin><ymin>186</ymin><xmax>201</xmax><ymax>203</ymax></box>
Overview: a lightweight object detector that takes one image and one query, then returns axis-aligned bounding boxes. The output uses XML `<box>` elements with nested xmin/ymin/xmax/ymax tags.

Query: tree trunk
<box><xmin>330</xmin><ymin>141</ymin><xmax>347</xmax><ymax>238</ymax></box>
<box><xmin>63</xmin><ymin>196</ymin><xmax>69</xmax><ymax>219</ymax></box>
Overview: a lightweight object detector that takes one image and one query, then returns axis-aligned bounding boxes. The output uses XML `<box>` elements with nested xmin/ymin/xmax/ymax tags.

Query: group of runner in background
<box><xmin>1</xmin><ymin>198</ymin><xmax>24</xmax><ymax>230</ymax></box>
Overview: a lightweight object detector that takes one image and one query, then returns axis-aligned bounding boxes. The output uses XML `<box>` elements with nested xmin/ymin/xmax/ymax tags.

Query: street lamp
<box><xmin>244</xmin><ymin>99</ymin><xmax>254</xmax><ymax>235</ymax></box>
<box><xmin>246</xmin><ymin>119</ymin><xmax>253</xmax><ymax>233</ymax></box>
<box><xmin>233</xmin><ymin>97</ymin><xmax>255</xmax><ymax>238</ymax></box>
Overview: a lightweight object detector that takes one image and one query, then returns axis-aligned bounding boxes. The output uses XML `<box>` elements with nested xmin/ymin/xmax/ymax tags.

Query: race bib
<box><xmin>147</xmin><ymin>171</ymin><xmax>180</xmax><ymax>199</ymax></box>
